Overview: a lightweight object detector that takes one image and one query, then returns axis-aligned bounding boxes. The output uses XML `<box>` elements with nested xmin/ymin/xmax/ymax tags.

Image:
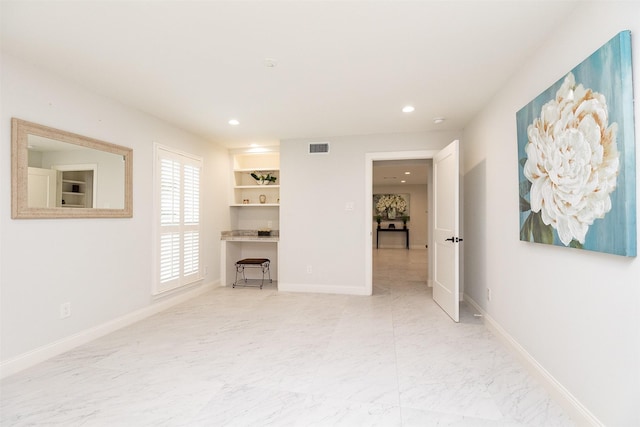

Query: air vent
<box><xmin>309</xmin><ymin>142</ymin><xmax>330</xmax><ymax>154</ymax></box>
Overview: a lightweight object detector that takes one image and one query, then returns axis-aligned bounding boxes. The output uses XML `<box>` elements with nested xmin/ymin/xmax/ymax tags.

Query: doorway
<box><xmin>365</xmin><ymin>150</ymin><xmax>438</xmax><ymax>296</ymax></box>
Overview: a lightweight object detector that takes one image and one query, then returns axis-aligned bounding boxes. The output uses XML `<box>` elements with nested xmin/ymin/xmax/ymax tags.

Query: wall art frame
<box><xmin>516</xmin><ymin>30</ymin><xmax>636</xmax><ymax>256</ymax></box>
<box><xmin>373</xmin><ymin>193</ymin><xmax>410</xmax><ymax>221</ymax></box>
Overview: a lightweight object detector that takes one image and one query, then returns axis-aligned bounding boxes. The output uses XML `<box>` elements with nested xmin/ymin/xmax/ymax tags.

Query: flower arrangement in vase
<box><xmin>251</xmin><ymin>172</ymin><xmax>277</xmax><ymax>185</ymax></box>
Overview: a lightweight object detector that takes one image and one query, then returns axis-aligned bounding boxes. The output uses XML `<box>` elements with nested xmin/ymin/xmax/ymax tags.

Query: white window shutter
<box><xmin>154</xmin><ymin>146</ymin><xmax>203</xmax><ymax>294</ymax></box>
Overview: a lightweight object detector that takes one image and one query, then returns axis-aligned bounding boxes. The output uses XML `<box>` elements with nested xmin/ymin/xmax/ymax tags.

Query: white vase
<box><xmin>388</xmin><ymin>207</ymin><xmax>397</xmax><ymax>220</ymax></box>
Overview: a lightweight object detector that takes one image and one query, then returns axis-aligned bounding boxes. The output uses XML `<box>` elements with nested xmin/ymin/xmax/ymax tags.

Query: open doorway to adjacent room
<box><xmin>366</xmin><ymin>153</ymin><xmax>434</xmax><ymax>296</ymax></box>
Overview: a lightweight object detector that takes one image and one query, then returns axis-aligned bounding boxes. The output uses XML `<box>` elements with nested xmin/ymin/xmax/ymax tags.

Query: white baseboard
<box><xmin>463</xmin><ymin>294</ymin><xmax>603</xmax><ymax>427</ymax></box>
<box><xmin>278</xmin><ymin>282</ymin><xmax>370</xmax><ymax>296</ymax></box>
<box><xmin>0</xmin><ymin>280</ymin><xmax>217</xmax><ymax>379</ymax></box>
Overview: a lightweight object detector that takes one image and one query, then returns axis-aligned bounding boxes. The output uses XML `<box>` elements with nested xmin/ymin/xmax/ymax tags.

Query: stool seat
<box><xmin>236</xmin><ymin>258</ymin><xmax>270</xmax><ymax>265</ymax></box>
<box><xmin>233</xmin><ymin>258</ymin><xmax>271</xmax><ymax>289</ymax></box>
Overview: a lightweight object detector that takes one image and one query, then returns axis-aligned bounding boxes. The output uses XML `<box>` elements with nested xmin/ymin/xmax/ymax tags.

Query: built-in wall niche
<box><xmin>57</xmin><ymin>167</ymin><xmax>96</xmax><ymax>208</ymax></box>
<box><xmin>231</xmin><ymin>151</ymin><xmax>280</xmax><ymax>207</ymax></box>
<box><xmin>230</xmin><ymin>206</ymin><xmax>280</xmax><ymax>231</ymax></box>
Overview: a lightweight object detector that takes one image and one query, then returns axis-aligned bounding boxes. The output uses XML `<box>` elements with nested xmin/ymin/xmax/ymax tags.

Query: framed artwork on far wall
<box><xmin>516</xmin><ymin>30</ymin><xmax>636</xmax><ymax>256</ymax></box>
<box><xmin>373</xmin><ymin>193</ymin><xmax>410</xmax><ymax>221</ymax></box>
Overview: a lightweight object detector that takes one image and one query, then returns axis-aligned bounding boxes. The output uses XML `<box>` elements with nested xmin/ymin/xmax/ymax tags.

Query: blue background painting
<box><xmin>516</xmin><ymin>31</ymin><xmax>636</xmax><ymax>256</ymax></box>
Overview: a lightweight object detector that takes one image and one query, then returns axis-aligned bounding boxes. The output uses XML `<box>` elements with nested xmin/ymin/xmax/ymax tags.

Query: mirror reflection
<box><xmin>12</xmin><ymin>118</ymin><xmax>133</xmax><ymax>219</ymax></box>
<box><xmin>27</xmin><ymin>135</ymin><xmax>125</xmax><ymax>209</ymax></box>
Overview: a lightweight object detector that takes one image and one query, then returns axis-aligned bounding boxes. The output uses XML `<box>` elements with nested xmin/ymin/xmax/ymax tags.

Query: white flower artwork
<box><xmin>523</xmin><ymin>72</ymin><xmax>619</xmax><ymax>245</ymax></box>
<box><xmin>516</xmin><ymin>31</ymin><xmax>636</xmax><ymax>256</ymax></box>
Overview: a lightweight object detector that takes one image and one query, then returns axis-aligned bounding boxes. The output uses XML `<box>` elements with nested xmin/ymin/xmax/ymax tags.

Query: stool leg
<box><xmin>267</xmin><ymin>261</ymin><xmax>272</xmax><ymax>283</ymax></box>
<box><xmin>233</xmin><ymin>263</ymin><xmax>240</xmax><ymax>288</ymax></box>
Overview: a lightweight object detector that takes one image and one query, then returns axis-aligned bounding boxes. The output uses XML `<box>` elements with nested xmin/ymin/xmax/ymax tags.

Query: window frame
<box><xmin>153</xmin><ymin>144</ymin><xmax>203</xmax><ymax>295</ymax></box>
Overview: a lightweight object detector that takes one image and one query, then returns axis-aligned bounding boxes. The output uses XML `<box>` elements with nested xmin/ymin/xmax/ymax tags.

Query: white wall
<box><xmin>0</xmin><ymin>54</ymin><xmax>230</xmax><ymax>366</ymax></box>
<box><xmin>462</xmin><ymin>2</ymin><xmax>640</xmax><ymax>425</ymax></box>
<box><xmin>373</xmin><ymin>183</ymin><xmax>428</xmax><ymax>249</ymax></box>
<box><xmin>279</xmin><ymin>131</ymin><xmax>458</xmax><ymax>295</ymax></box>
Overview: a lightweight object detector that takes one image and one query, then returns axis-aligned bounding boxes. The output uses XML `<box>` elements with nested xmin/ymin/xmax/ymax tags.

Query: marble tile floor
<box><xmin>1</xmin><ymin>249</ymin><xmax>574</xmax><ymax>426</ymax></box>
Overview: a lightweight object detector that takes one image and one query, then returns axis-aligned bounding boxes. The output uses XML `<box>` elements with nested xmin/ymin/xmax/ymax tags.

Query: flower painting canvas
<box><xmin>517</xmin><ymin>31</ymin><xmax>636</xmax><ymax>256</ymax></box>
<box><xmin>374</xmin><ymin>193</ymin><xmax>410</xmax><ymax>221</ymax></box>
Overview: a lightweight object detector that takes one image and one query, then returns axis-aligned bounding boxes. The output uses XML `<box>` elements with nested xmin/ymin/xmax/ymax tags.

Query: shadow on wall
<box><xmin>463</xmin><ymin>160</ymin><xmax>487</xmax><ymax>309</ymax></box>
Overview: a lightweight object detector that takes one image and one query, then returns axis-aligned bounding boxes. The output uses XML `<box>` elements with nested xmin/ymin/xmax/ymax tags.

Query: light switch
<box><xmin>345</xmin><ymin>202</ymin><xmax>354</xmax><ymax>211</ymax></box>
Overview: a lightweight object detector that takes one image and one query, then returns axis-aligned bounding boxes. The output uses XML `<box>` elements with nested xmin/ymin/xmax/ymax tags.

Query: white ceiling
<box><xmin>373</xmin><ymin>159</ymin><xmax>430</xmax><ymax>186</ymax></box>
<box><xmin>1</xmin><ymin>1</ymin><xmax>581</xmax><ymax>149</ymax></box>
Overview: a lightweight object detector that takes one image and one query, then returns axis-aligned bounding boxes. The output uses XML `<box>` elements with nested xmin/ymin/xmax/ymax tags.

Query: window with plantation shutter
<box><xmin>154</xmin><ymin>145</ymin><xmax>203</xmax><ymax>294</ymax></box>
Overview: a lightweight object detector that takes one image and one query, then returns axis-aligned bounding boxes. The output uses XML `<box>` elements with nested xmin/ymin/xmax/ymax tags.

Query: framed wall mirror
<box><xmin>11</xmin><ymin>118</ymin><xmax>133</xmax><ymax>219</ymax></box>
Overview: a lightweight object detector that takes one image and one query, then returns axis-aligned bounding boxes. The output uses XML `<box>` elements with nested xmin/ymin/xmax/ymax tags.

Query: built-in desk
<box><xmin>221</xmin><ymin>230</ymin><xmax>279</xmax><ymax>286</ymax></box>
<box><xmin>376</xmin><ymin>227</ymin><xmax>409</xmax><ymax>249</ymax></box>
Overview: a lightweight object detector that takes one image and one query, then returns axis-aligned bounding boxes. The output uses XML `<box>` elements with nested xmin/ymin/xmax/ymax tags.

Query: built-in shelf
<box><xmin>234</xmin><ymin>185</ymin><xmax>281</xmax><ymax>189</ymax></box>
<box><xmin>233</xmin><ymin>168</ymin><xmax>276</xmax><ymax>172</ymax></box>
<box><xmin>59</xmin><ymin>170</ymin><xmax>93</xmax><ymax>208</ymax></box>
<box><xmin>230</xmin><ymin>203</ymin><xmax>279</xmax><ymax>207</ymax></box>
<box><xmin>231</xmin><ymin>152</ymin><xmax>280</xmax><ymax>207</ymax></box>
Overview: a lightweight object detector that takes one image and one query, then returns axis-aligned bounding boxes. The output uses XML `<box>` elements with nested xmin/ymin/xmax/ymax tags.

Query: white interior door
<box><xmin>433</xmin><ymin>140</ymin><xmax>460</xmax><ymax>322</ymax></box>
<box><xmin>27</xmin><ymin>167</ymin><xmax>57</xmax><ymax>208</ymax></box>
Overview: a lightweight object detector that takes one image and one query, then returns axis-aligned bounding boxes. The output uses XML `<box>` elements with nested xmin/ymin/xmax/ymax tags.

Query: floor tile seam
<box><xmin>210</xmin><ymin>380</ymin><xmax>402</xmax><ymax>411</ymax></box>
<box><xmin>183</xmin><ymin>381</ymin><xmax>268</xmax><ymax>425</ymax></box>
<box><xmin>389</xmin><ymin>292</ymin><xmax>407</xmax><ymax>427</ymax></box>
<box><xmin>305</xmin><ymin>299</ymin><xmax>403</xmax><ymax>407</ymax></box>
<box><xmin>12</xmin><ymin>362</ymin><xmax>133</xmax><ymax>384</ymax></box>
<box><xmin>395</xmin><ymin>373</ymin><xmax>499</xmax><ymax>390</ymax></box>
<box><xmin>398</xmin><ymin>402</ymin><xmax>516</xmax><ymax>424</ymax></box>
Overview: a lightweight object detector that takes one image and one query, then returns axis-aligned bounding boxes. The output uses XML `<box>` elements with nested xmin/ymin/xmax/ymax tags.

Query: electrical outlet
<box><xmin>267</xmin><ymin>221</ymin><xmax>273</xmax><ymax>228</ymax></box>
<box><xmin>306</xmin><ymin>265</ymin><xmax>313</xmax><ymax>274</ymax></box>
<box><xmin>486</xmin><ymin>288</ymin><xmax>492</xmax><ymax>302</ymax></box>
<box><xmin>60</xmin><ymin>302</ymin><xmax>71</xmax><ymax>319</ymax></box>
<box><xmin>204</xmin><ymin>266</ymin><xmax>209</xmax><ymax>275</ymax></box>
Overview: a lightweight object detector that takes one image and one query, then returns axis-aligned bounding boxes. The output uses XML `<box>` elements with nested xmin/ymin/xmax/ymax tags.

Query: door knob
<box><xmin>445</xmin><ymin>237</ymin><xmax>455</xmax><ymax>242</ymax></box>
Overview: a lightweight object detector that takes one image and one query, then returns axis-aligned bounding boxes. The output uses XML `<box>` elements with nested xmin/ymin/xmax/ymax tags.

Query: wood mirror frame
<box><xmin>11</xmin><ymin>118</ymin><xmax>133</xmax><ymax>219</ymax></box>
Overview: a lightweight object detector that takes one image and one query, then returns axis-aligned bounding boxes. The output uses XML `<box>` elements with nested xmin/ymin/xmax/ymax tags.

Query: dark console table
<box><xmin>376</xmin><ymin>227</ymin><xmax>409</xmax><ymax>249</ymax></box>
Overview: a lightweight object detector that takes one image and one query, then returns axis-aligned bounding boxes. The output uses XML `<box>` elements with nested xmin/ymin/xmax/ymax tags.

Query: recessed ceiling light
<box><xmin>402</xmin><ymin>105</ymin><xmax>415</xmax><ymax>113</ymax></box>
<box><xmin>228</xmin><ymin>119</ymin><xmax>240</xmax><ymax>126</ymax></box>
<box><xmin>401</xmin><ymin>180</ymin><xmax>406</xmax><ymax>183</ymax></box>
<box><xmin>404</xmin><ymin>171</ymin><xmax>411</xmax><ymax>175</ymax></box>
<box><xmin>433</xmin><ymin>117</ymin><xmax>445</xmax><ymax>124</ymax></box>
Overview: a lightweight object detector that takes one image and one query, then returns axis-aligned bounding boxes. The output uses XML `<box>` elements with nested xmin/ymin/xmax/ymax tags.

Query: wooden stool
<box><xmin>233</xmin><ymin>258</ymin><xmax>271</xmax><ymax>289</ymax></box>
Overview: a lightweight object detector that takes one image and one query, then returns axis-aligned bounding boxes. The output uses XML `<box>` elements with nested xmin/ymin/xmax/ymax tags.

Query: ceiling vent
<box><xmin>309</xmin><ymin>142</ymin><xmax>330</xmax><ymax>154</ymax></box>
